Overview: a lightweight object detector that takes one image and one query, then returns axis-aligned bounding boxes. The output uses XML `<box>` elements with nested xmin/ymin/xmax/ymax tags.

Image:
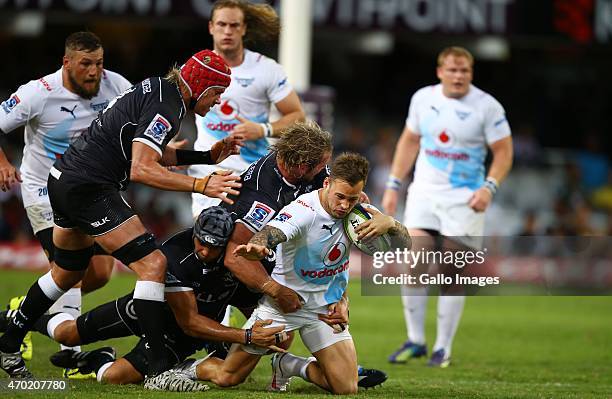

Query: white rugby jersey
<box><xmin>194</xmin><ymin>49</ymin><xmax>292</xmax><ymax>167</ymax></box>
<box><xmin>406</xmin><ymin>84</ymin><xmax>511</xmax><ymax>194</ymax></box>
<box><xmin>266</xmin><ymin>190</ymin><xmax>351</xmax><ymax>309</ymax></box>
<box><xmin>0</xmin><ymin>68</ymin><xmax>131</xmax><ymax>206</ymax></box>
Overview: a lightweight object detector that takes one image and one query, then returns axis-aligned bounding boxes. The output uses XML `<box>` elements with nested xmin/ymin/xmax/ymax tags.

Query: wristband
<box><xmin>386</xmin><ymin>175</ymin><xmax>402</xmax><ymax>191</ymax></box>
<box><xmin>483</xmin><ymin>177</ymin><xmax>499</xmax><ymax>196</ymax></box>
<box><xmin>245</xmin><ymin>328</ymin><xmax>253</xmax><ymax>345</ymax></box>
<box><xmin>259</xmin><ymin>123</ymin><xmax>274</xmax><ymax>138</ymax></box>
<box><xmin>175</xmin><ymin>149</ymin><xmax>213</xmax><ymax>166</ymax></box>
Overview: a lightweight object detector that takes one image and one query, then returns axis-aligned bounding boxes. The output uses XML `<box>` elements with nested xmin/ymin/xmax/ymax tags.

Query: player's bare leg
<box><xmin>195</xmin><ymin>343</ymin><xmax>262</xmax><ymax>387</ymax></box>
<box><xmin>99</xmin><ymin>358</ymin><xmax>143</xmax><ymax>384</ymax></box>
<box><xmin>304</xmin><ymin>339</ymin><xmax>358</xmax><ymax>394</ymax></box>
<box><xmin>81</xmin><ymin>254</ymin><xmax>114</xmax><ymax>293</ymax></box>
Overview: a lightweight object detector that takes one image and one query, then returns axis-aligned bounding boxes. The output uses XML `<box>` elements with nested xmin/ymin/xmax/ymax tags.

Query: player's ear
<box><xmin>62</xmin><ymin>54</ymin><xmax>70</xmax><ymax>69</ymax></box>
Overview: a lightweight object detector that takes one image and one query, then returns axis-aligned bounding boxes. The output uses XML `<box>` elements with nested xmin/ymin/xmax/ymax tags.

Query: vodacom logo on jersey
<box><xmin>207</xmin><ymin>98</ymin><xmax>240</xmax><ymax>132</ymax></box>
<box><xmin>435</xmin><ymin>129</ymin><xmax>454</xmax><ymax>148</ymax></box>
<box><xmin>297</xmin><ymin>242</ymin><xmax>349</xmax><ymax>282</ymax></box>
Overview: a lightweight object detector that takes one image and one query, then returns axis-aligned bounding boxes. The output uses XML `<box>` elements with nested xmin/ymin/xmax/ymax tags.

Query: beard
<box><xmin>68</xmin><ymin>72</ymin><xmax>100</xmax><ymax>99</ymax></box>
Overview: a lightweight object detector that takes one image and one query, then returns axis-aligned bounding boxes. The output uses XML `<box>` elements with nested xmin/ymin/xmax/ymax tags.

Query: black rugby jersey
<box><xmin>162</xmin><ymin>228</ymin><xmax>239</xmax><ymax>322</ymax></box>
<box><xmin>223</xmin><ymin>151</ymin><xmax>328</xmax><ymax>233</ymax></box>
<box><xmin>55</xmin><ymin>77</ymin><xmax>185</xmax><ymax>190</ymax></box>
<box><xmin>221</xmin><ymin>151</ymin><xmax>328</xmax><ymax>275</ymax></box>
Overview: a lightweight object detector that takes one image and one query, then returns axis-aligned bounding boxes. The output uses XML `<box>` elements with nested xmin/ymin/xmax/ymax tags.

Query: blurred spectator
<box><xmin>512</xmin><ymin>122</ymin><xmax>542</xmax><ymax>166</ymax></box>
<box><xmin>574</xmin><ymin>132</ymin><xmax>610</xmax><ymax>194</ymax></box>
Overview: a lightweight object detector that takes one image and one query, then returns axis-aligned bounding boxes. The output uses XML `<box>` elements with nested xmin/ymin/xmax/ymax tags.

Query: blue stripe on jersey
<box><xmin>324</xmin><ymin>274</ymin><xmax>348</xmax><ymax>304</ymax></box>
<box><xmin>421</xmin><ymin>135</ymin><xmax>486</xmax><ymax>190</ymax></box>
<box><xmin>200</xmin><ymin>112</ymin><xmax>270</xmax><ymax>163</ymax></box>
<box><xmin>43</xmin><ymin>118</ymin><xmax>76</xmax><ymax>159</ymax></box>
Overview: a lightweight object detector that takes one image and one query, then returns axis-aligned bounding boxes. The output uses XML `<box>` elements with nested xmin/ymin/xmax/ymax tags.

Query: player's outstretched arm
<box><xmin>356</xmin><ymin>207</ymin><xmax>412</xmax><ymax>249</ymax></box>
<box><xmin>160</xmin><ymin>135</ymin><xmax>244</xmax><ymax>166</ymax></box>
<box><xmin>233</xmin><ymin>225</ymin><xmax>288</xmax><ymax>260</ymax></box>
<box><xmin>166</xmin><ymin>290</ymin><xmax>288</xmax><ymax>349</ymax></box>
<box><xmin>226</xmin><ymin>224</ymin><xmax>303</xmax><ymax>313</ymax></box>
<box><xmin>131</xmin><ymin>142</ymin><xmax>241</xmax><ymax>204</ymax></box>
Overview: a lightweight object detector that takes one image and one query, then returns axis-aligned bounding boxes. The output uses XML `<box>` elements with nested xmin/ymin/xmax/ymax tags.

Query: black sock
<box><xmin>0</xmin><ymin>283</ymin><xmax>56</xmax><ymax>353</ymax></box>
<box><xmin>32</xmin><ymin>313</ymin><xmax>60</xmax><ymax>338</ymax></box>
<box><xmin>133</xmin><ymin>299</ymin><xmax>168</xmax><ymax>375</ymax></box>
<box><xmin>89</xmin><ymin>350</ymin><xmax>115</xmax><ymax>374</ymax></box>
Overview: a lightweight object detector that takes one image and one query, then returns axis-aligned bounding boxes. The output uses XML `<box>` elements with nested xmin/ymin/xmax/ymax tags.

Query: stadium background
<box><xmin>0</xmin><ymin>1</ymin><xmax>610</xmax><ymax>397</ymax></box>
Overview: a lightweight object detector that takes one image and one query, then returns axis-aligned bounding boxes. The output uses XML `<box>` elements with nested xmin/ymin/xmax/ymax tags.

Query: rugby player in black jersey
<box><xmin>1</xmin><ymin>206</ymin><xmax>286</xmax><ymax>391</ymax></box>
<box><xmin>0</xmin><ymin>50</ymin><xmax>243</xmax><ymax>389</ymax></box>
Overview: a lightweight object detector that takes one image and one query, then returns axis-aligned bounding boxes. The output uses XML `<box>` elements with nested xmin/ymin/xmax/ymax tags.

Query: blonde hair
<box><xmin>271</xmin><ymin>121</ymin><xmax>333</xmax><ymax>169</ymax></box>
<box><xmin>437</xmin><ymin>46</ymin><xmax>474</xmax><ymax>67</ymax></box>
<box><xmin>164</xmin><ymin>66</ymin><xmax>181</xmax><ymax>85</ymax></box>
<box><xmin>210</xmin><ymin>0</ymin><xmax>280</xmax><ymax>44</ymax></box>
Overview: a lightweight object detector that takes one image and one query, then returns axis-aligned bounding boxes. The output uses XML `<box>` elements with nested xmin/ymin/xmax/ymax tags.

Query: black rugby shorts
<box><xmin>48</xmin><ymin>168</ymin><xmax>136</xmax><ymax>237</ymax></box>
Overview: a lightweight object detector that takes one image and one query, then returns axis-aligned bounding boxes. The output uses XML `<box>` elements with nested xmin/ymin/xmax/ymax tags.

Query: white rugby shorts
<box><xmin>241</xmin><ymin>296</ymin><xmax>352</xmax><ymax>355</ymax></box>
<box><xmin>403</xmin><ymin>184</ymin><xmax>485</xmax><ymax>249</ymax></box>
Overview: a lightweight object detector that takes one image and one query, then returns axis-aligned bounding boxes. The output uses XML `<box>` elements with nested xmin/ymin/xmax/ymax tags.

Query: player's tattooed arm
<box><xmin>388</xmin><ymin>219</ymin><xmax>412</xmax><ymax>249</ymax></box>
<box><xmin>251</xmin><ymin>226</ymin><xmax>288</xmax><ymax>249</ymax></box>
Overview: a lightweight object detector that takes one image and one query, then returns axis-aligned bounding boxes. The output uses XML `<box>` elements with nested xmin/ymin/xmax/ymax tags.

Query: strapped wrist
<box><xmin>482</xmin><ymin>177</ymin><xmax>499</xmax><ymax>196</ymax></box>
<box><xmin>192</xmin><ymin>174</ymin><xmax>212</xmax><ymax>194</ymax></box>
<box><xmin>259</xmin><ymin>123</ymin><xmax>273</xmax><ymax>138</ymax></box>
<box><xmin>260</xmin><ymin>278</ymin><xmax>277</xmax><ymax>296</ymax></box>
<box><xmin>386</xmin><ymin>175</ymin><xmax>402</xmax><ymax>191</ymax></box>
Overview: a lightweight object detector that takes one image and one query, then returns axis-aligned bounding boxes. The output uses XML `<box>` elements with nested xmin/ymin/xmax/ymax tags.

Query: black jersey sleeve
<box><xmin>233</xmin><ymin>189</ymin><xmax>281</xmax><ymax>233</ymax></box>
<box><xmin>132</xmin><ymin>78</ymin><xmax>182</xmax><ymax>157</ymax></box>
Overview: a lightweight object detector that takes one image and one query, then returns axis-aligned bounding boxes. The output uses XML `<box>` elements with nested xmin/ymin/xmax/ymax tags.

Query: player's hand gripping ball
<box><xmin>343</xmin><ymin>204</ymin><xmax>391</xmax><ymax>256</ymax></box>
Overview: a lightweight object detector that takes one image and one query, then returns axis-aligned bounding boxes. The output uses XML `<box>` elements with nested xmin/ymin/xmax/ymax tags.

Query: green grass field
<box><xmin>1</xmin><ymin>269</ymin><xmax>611</xmax><ymax>398</ymax></box>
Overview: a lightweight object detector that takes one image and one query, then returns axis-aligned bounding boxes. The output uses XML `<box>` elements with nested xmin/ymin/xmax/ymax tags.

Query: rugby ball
<box><xmin>343</xmin><ymin>204</ymin><xmax>392</xmax><ymax>256</ymax></box>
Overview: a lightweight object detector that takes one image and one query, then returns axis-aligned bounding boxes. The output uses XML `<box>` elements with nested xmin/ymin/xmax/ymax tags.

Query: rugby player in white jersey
<box><xmin>383</xmin><ymin>47</ymin><xmax>513</xmax><ymax>367</ymax></box>
<box><xmin>0</xmin><ymin>32</ymin><xmax>131</xmax><ymax>376</ymax></box>
<box><xmin>177</xmin><ymin>153</ymin><xmax>411</xmax><ymax>394</ymax></box>
<box><xmin>188</xmin><ymin>0</ymin><xmax>305</xmax><ymax>217</ymax></box>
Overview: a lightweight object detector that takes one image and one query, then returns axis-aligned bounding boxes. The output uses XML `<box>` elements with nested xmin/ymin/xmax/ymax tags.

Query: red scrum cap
<box><xmin>180</xmin><ymin>50</ymin><xmax>231</xmax><ymax>107</ymax></box>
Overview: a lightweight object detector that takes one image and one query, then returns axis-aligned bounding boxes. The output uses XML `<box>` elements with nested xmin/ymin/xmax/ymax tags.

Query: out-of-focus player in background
<box><xmin>383</xmin><ymin>47</ymin><xmax>513</xmax><ymax>367</ymax></box>
<box><xmin>0</xmin><ymin>49</ymin><xmax>241</xmax><ymax>388</ymax></box>
<box><xmin>0</xmin><ymin>31</ymin><xmax>132</xmax><ymax>377</ymax></box>
<box><xmin>189</xmin><ymin>0</ymin><xmax>305</xmax><ymax>217</ymax></box>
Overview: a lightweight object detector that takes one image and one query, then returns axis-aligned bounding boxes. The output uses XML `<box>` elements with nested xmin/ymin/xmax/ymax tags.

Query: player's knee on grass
<box><xmin>101</xmin><ymin>359</ymin><xmax>143</xmax><ymax>385</ymax></box>
<box><xmin>214</xmin><ymin>370</ymin><xmax>247</xmax><ymax>387</ymax></box>
<box><xmin>326</xmin><ymin>370</ymin><xmax>358</xmax><ymax>395</ymax></box>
